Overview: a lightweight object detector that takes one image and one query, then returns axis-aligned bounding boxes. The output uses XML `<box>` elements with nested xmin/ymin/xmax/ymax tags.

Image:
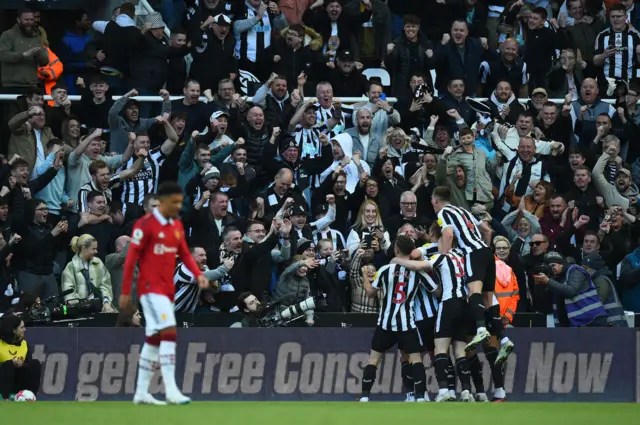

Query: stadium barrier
<box><xmin>27</xmin><ymin>327</ymin><xmax>638</xmax><ymax>402</ymax></box>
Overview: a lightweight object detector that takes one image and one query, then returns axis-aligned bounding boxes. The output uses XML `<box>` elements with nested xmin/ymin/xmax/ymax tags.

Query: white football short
<box><xmin>140</xmin><ymin>293</ymin><xmax>177</xmax><ymax>337</ymax></box>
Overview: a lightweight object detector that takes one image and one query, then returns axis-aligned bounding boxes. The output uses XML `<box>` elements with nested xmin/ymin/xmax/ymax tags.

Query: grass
<box><xmin>2</xmin><ymin>402</ymin><xmax>639</xmax><ymax>425</ymax></box>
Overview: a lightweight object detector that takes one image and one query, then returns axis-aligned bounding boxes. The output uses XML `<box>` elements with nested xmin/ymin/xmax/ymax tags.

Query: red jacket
<box><xmin>539</xmin><ymin>208</ymin><xmax>564</xmax><ymax>248</ymax></box>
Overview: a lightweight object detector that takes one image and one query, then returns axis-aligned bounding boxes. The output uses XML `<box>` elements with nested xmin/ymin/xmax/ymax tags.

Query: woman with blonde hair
<box><xmin>62</xmin><ymin>234</ymin><xmax>115</xmax><ymax>313</ymax></box>
<box><xmin>384</xmin><ymin>127</ymin><xmax>419</xmax><ymax>164</ymax></box>
<box><xmin>346</xmin><ymin>200</ymin><xmax>391</xmax><ymax>255</ymax></box>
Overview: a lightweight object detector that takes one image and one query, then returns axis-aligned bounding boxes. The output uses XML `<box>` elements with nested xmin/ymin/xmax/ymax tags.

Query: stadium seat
<box><xmin>362</xmin><ymin>68</ymin><xmax>391</xmax><ymax>87</ymax></box>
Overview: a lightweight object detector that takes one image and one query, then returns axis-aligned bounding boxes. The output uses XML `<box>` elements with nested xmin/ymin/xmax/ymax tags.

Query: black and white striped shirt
<box><xmin>437</xmin><ymin>204</ymin><xmax>488</xmax><ymax>254</ymax></box>
<box><xmin>313</xmin><ymin>228</ymin><xmax>346</xmax><ymax>250</ymax></box>
<box><xmin>429</xmin><ymin>251</ymin><xmax>466</xmax><ymax>301</ymax></box>
<box><xmin>372</xmin><ymin>263</ymin><xmax>438</xmax><ymax>331</ymax></box>
<box><xmin>234</xmin><ymin>7</ymin><xmax>272</xmax><ymax>62</ymax></box>
<box><xmin>78</xmin><ymin>175</ymin><xmax>121</xmax><ymax>213</ymax></box>
<box><xmin>120</xmin><ymin>147</ymin><xmax>165</xmax><ymax>206</ymax></box>
<box><xmin>174</xmin><ymin>262</ymin><xmax>202</xmax><ymax>313</ymax></box>
<box><xmin>293</xmin><ymin>123</ymin><xmax>330</xmax><ymax>188</ymax></box>
<box><xmin>594</xmin><ymin>27</ymin><xmax>640</xmax><ymax>80</ymax></box>
<box><xmin>413</xmin><ymin>242</ymin><xmax>440</xmax><ymax>321</ymax></box>
<box><xmin>315</xmin><ymin>104</ymin><xmax>353</xmax><ymax>130</ymax></box>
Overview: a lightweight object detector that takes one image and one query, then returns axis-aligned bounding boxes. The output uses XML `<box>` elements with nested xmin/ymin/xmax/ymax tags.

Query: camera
<box><xmin>21</xmin><ymin>290</ymin><xmax>102</xmax><ymax>325</ymax></box>
<box><xmin>257</xmin><ymin>297</ymin><xmax>316</xmax><ymax>327</ymax></box>
<box><xmin>531</xmin><ymin>263</ymin><xmax>553</xmax><ymax>277</ymax></box>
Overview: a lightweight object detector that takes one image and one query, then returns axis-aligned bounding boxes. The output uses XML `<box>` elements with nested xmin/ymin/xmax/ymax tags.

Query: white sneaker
<box><xmin>166</xmin><ymin>392</ymin><xmax>191</xmax><ymax>405</ymax></box>
<box><xmin>448</xmin><ymin>390</ymin><xmax>457</xmax><ymax>400</ymax></box>
<box><xmin>435</xmin><ymin>392</ymin><xmax>452</xmax><ymax>402</ymax></box>
<box><xmin>475</xmin><ymin>393</ymin><xmax>489</xmax><ymax>402</ymax></box>
<box><xmin>416</xmin><ymin>398</ymin><xmax>428</xmax><ymax>402</ymax></box>
<box><xmin>133</xmin><ymin>393</ymin><xmax>167</xmax><ymax>406</ymax></box>
<box><xmin>359</xmin><ymin>396</ymin><xmax>369</xmax><ymax>402</ymax></box>
<box><xmin>460</xmin><ymin>390</ymin><xmax>473</xmax><ymax>402</ymax></box>
<box><xmin>405</xmin><ymin>392</ymin><xmax>415</xmax><ymax>402</ymax></box>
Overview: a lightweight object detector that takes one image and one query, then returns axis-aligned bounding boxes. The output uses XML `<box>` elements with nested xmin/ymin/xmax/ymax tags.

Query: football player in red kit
<box><xmin>119</xmin><ymin>182</ymin><xmax>208</xmax><ymax>405</ymax></box>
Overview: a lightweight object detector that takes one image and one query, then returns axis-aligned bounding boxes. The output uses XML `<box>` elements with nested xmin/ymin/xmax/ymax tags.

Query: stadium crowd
<box><xmin>0</xmin><ymin>0</ymin><xmax>639</xmax><ymax>329</ymax></box>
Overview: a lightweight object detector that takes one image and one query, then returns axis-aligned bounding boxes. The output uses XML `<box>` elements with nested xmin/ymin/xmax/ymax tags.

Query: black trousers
<box><xmin>0</xmin><ymin>359</ymin><xmax>41</xmax><ymax>399</ymax></box>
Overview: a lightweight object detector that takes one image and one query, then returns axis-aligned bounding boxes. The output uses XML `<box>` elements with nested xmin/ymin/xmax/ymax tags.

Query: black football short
<box><xmin>416</xmin><ymin>317</ymin><xmax>436</xmax><ymax>352</ymax></box>
<box><xmin>465</xmin><ymin>247</ymin><xmax>496</xmax><ymax>292</ymax></box>
<box><xmin>435</xmin><ymin>298</ymin><xmax>474</xmax><ymax>342</ymax></box>
<box><xmin>371</xmin><ymin>326</ymin><xmax>423</xmax><ymax>355</ymax></box>
<box><xmin>485</xmin><ymin>304</ymin><xmax>503</xmax><ymax>337</ymax></box>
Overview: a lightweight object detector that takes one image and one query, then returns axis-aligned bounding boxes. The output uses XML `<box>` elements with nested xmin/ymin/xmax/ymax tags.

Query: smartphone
<box><xmin>379</xmin><ymin>93</ymin><xmax>387</xmax><ymax>101</ymax></box>
<box><xmin>363</xmin><ymin>233</ymin><xmax>373</xmax><ymax>249</ymax></box>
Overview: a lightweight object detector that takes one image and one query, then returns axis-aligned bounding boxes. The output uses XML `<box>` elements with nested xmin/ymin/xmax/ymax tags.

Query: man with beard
<box><xmin>435</xmin><ymin>157</ymin><xmax>470</xmax><ymax>210</ymax></box>
<box><xmin>183</xmin><ymin>0</ymin><xmax>238</xmax><ymax>42</ymax></box>
<box><xmin>599</xmin><ymin>205</ymin><xmax>640</xmax><ymax>269</ymax></box>
<box><xmin>487</xmin><ymin>81</ymin><xmax>525</xmax><ymax>125</ymax></box>
<box><xmin>593</xmin><ymin>152</ymin><xmax>638</xmax><ymax>211</ymax></box>
<box><xmin>479</xmin><ymin>38</ymin><xmax>528</xmax><ymax>98</ymax></box>
<box><xmin>171</xmin><ymin>79</ymin><xmax>214</xmax><ymax>137</ymax></box>
<box><xmin>174</xmin><ymin>246</ymin><xmax>231</xmax><ymax>313</ymax></box>
<box><xmin>569</xmin><ymin>78</ymin><xmax>615</xmax><ymax>146</ymax></box>
<box><xmin>189</xmin><ymin>14</ymin><xmax>238</xmax><ymax>94</ymax></box>
<box><xmin>319</xmin><ymin>133</ymin><xmax>370</xmax><ymax>194</ymax></box>
<box><xmin>353</xmin><ymin>82</ymin><xmax>401</xmax><ymax>142</ymax></box>
<box><xmin>258</xmin><ymin>168</ymin><xmax>307</xmax><ymax>221</ymax></box>
<box><xmin>0</xmin><ymin>8</ymin><xmax>49</xmax><ymax>92</ymax></box>
<box><xmin>539</xmin><ymin>194</ymin><xmax>568</xmax><ymax>249</ymax></box>
<box><xmin>254</xmin><ymin>73</ymin><xmax>301</xmax><ymax>130</ymax></box>
<box><xmin>234</xmin><ymin>291</ymin><xmax>268</xmax><ymax>327</ymax></box>
<box><xmin>108</xmin><ymin>88</ymin><xmax>172</xmax><ymax>154</ymax></box>
<box><xmin>326</xmin><ymin>50</ymin><xmax>370</xmax><ymax>97</ymax></box>
<box><xmin>346</xmin><ymin>108</ymin><xmax>382</xmax><ymax>166</ymax></box>
<box><xmin>239</xmin><ymin>106</ymin><xmax>272</xmax><ymax>186</ymax></box>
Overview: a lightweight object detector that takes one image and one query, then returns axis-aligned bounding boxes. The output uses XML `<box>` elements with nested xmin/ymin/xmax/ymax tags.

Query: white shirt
<box><xmin>31</xmin><ymin>129</ymin><xmax>45</xmax><ymax>180</ymax></box>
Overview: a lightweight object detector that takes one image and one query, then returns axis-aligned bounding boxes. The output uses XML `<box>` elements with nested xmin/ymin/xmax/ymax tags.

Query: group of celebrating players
<box><xmin>117</xmin><ymin>182</ymin><xmax>514</xmax><ymax>404</ymax></box>
<box><xmin>360</xmin><ymin>186</ymin><xmax>514</xmax><ymax>403</ymax></box>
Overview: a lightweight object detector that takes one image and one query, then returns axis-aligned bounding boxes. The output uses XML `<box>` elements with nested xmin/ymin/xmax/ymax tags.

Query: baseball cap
<box><xmin>279</xmin><ymin>137</ymin><xmax>298</xmax><ymax>153</ymax></box>
<box><xmin>582</xmin><ymin>253</ymin><xmax>605</xmax><ymax>271</ymax></box>
<box><xmin>289</xmin><ymin>203</ymin><xmax>308</xmax><ymax>217</ymax></box>
<box><xmin>617</xmin><ymin>168</ymin><xmax>631</xmax><ymax>178</ymax></box>
<box><xmin>338</xmin><ymin>50</ymin><xmax>355</xmax><ymax>62</ymax></box>
<box><xmin>531</xmin><ymin>88</ymin><xmax>548</xmax><ymax>97</ymax></box>
<box><xmin>544</xmin><ymin>251</ymin><xmax>565</xmax><ymax>265</ymax></box>
<box><xmin>313</xmin><ymin>203</ymin><xmax>329</xmax><ymax>217</ymax></box>
<box><xmin>213</xmin><ymin>14</ymin><xmax>232</xmax><ymax>25</ymax></box>
<box><xmin>211</xmin><ymin>110</ymin><xmax>230</xmax><ymax>120</ymax></box>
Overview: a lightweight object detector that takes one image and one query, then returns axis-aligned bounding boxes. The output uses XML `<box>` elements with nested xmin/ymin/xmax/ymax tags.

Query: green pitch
<box><xmin>3</xmin><ymin>402</ymin><xmax>639</xmax><ymax>425</ymax></box>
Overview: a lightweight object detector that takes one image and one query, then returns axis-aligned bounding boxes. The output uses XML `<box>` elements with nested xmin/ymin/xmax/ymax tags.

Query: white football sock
<box><xmin>135</xmin><ymin>343</ymin><xmax>159</xmax><ymax>396</ymax></box>
<box><xmin>159</xmin><ymin>341</ymin><xmax>180</xmax><ymax>395</ymax></box>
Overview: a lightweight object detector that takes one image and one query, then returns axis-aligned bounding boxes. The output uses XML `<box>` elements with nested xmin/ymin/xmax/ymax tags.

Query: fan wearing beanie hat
<box><xmin>535</xmin><ymin>251</ymin><xmax>609</xmax><ymax>327</ymax></box>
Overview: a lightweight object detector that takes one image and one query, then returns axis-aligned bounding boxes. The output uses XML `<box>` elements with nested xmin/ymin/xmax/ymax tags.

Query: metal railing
<box><xmin>0</xmin><ymin>94</ymin><xmax>396</xmax><ymax>104</ymax></box>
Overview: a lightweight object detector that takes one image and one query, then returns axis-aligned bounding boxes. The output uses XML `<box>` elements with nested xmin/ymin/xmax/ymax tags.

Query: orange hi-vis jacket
<box><xmin>37</xmin><ymin>47</ymin><xmax>63</xmax><ymax>106</ymax></box>
<box><xmin>494</xmin><ymin>256</ymin><xmax>519</xmax><ymax>323</ymax></box>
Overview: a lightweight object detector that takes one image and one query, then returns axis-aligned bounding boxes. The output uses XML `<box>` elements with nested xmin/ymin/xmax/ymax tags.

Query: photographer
<box><xmin>0</xmin><ymin>315</ymin><xmax>41</xmax><ymax>400</ymax></box>
<box><xmin>233</xmin><ymin>291</ymin><xmax>267</xmax><ymax>328</ymax></box>
<box><xmin>532</xmin><ymin>251</ymin><xmax>609</xmax><ymax>327</ymax></box>
<box><xmin>272</xmin><ymin>257</ymin><xmax>318</xmax><ymax>325</ymax></box>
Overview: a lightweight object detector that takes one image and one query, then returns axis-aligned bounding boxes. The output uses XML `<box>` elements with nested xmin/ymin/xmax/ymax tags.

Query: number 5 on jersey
<box><xmin>393</xmin><ymin>281</ymin><xmax>407</xmax><ymax>304</ymax></box>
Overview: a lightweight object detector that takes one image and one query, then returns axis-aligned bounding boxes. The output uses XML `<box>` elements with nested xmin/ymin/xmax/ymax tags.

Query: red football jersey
<box><xmin>121</xmin><ymin>209</ymin><xmax>203</xmax><ymax>301</ymax></box>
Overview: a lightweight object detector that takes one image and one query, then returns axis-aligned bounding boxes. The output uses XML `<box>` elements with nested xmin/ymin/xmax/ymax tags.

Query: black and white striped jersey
<box><xmin>315</xmin><ymin>104</ymin><xmax>353</xmax><ymax>130</ymax></box>
<box><xmin>437</xmin><ymin>204</ymin><xmax>488</xmax><ymax>254</ymax></box>
<box><xmin>234</xmin><ymin>7</ymin><xmax>273</xmax><ymax>62</ymax></box>
<box><xmin>78</xmin><ymin>175</ymin><xmax>120</xmax><ymax>213</ymax></box>
<box><xmin>174</xmin><ymin>262</ymin><xmax>202</xmax><ymax>313</ymax></box>
<box><xmin>120</xmin><ymin>147</ymin><xmax>165</xmax><ymax>206</ymax></box>
<box><xmin>429</xmin><ymin>251</ymin><xmax>467</xmax><ymax>301</ymax></box>
<box><xmin>312</xmin><ymin>228</ymin><xmax>346</xmax><ymax>250</ymax></box>
<box><xmin>372</xmin><ymin>263</ymin><xmax>438</xmax><ymax>331</ymax></box>
<box><xmin>594</xmin><ymin>27</ymin><xmax>640</xmax><ymax>81</ymax></box>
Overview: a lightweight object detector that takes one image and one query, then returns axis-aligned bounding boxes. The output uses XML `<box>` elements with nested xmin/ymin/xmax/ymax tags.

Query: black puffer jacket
<box><xmin>238</xmin><ymin>122</ymin><xmax>271</xmax><ymax>186</ymax></box>
<box><xmin>129</xmin><ymin>33</ymin><xmax>189</xmax><ymax>92</ymax></box>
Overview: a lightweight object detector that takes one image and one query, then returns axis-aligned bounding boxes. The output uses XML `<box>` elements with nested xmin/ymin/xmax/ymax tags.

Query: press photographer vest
<box><xmin>553</xmin><ymin>265</ymin><xmax>608</xmax><ymax>327</ymax></box>
<box><xmin>0</xmin><ymin>339</ymin><xmax>27</xmax><ymax>363</ymax></box>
